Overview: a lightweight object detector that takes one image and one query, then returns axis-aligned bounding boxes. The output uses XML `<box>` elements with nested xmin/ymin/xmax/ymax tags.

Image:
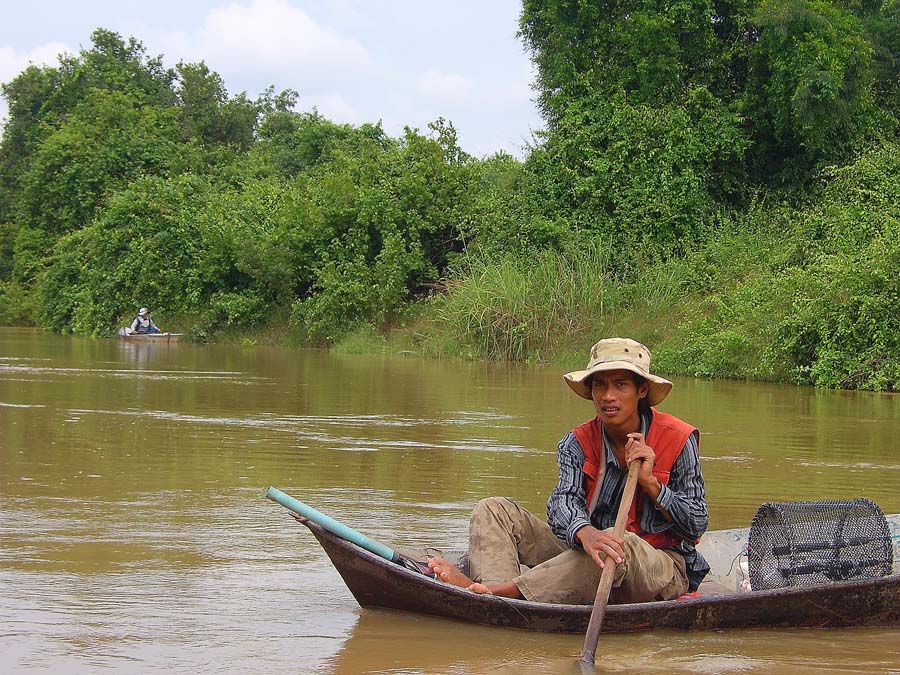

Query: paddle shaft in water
<box><xmin>579</xmin><ymin>460</ymin><xmax>641</xmax><ymax>666</ymax></box>
<box><xmin>266</xmin><ymin>486</ymin><xmax>401</xmax><ymax>563</ymax></box>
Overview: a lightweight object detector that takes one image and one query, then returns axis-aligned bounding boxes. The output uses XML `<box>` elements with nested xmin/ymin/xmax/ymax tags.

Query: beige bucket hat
<box><xmin>563</xmin><ymin>337</ymin><xmax>673</xmax><ymax>406</ymax></box>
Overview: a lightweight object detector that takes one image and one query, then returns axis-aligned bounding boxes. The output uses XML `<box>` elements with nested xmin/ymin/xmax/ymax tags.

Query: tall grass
<box><xmin>415</xmin><ymin>235</ymin><xmax>709</xmax><ymax>364</ymax></box>
<box><xmin>424</xmin><ymin>239</ymin><xmax>624</xmax><ymax>361</ymax></box>
<box><xmin>410</xmin><ymin>219</ymin><xmax>796</xmax><ymax>375</ymax></box>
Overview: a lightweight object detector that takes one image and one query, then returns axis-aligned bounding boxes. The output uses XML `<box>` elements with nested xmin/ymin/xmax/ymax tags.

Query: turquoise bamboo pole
<box><xmin>266</xmin><ymin>486</ymin><xmax>400</xmax><ymax>563</ymax></box>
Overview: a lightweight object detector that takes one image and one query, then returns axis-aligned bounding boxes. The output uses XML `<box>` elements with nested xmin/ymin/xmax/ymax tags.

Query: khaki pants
<box><xmin>468</xmin><ymin>497</ymin><xmax>688</xmax><ymax>604</ymax></box>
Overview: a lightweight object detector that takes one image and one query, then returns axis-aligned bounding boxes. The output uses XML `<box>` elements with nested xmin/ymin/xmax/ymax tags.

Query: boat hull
<box><xmin>300</xmin><ymin>519</ymin><xmax>900</xmax><ymax>633</ymax></box>
<box><xmin>117</xmin><ymin>328</ymin><xmax>181</xmax><ymax>343</ymax></box>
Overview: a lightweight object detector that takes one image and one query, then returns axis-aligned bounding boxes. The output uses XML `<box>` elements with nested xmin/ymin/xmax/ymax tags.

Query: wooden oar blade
<box><xmin>578</xmin><ymin>460</ymin><xmax>641</xmax><ymax>666</ymax></box>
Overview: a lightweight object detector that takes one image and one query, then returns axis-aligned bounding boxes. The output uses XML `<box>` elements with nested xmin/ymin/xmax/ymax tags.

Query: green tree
<box><xmin>0</xmin><ymin>29</ymin><xmax>179</xmax><ymax>233</ymax></box>
<box><xmin>37</xmin><ymin>174</ymin><xmax>212</xmax><ymax>334</ymax></box>
<box><xmin>522</xmin><ymin>87</ymin><xmax>747</xmax><ymax>258</ymax></box>
<box><xmin>14</xmin><ymin>88</ymin><xmax>182</xmax><ymax>234</ymax></box>
<box><xmin>291</xmin><ymin>121</ymin><xmax>473</xmax><ymax>342</ymax></box>
<box><xmin>175</xmin><ymin>61</ymin><xmax>259</xmax><ymax>148</ymax></box>
<box><xmin>49</xmin><ymin>28</ymin><xmax>175</xmax><ymax>111</ymax></box>
<box><xmin>518</xmin><ymin>1</ymin><xmax>748</xmax><ymax>253</ymax></box>
<box><xmin>254</xmin><ymin>109</ymin><xmax>357</xmax><ymax>178</ymax></box>
<box><xmin>858</xmin><ymin>0</ymin><xmax>900</xmax><ymax>113</ymax></box>
<box><xmin>0</xmin><ymin>65</ymin><xmax>59</xmax><ymax>222</ymax></box>
<box><xmin>743</xmin><ymin>0</ymin><xmax>879</xmax><ymax>180</ymax></box>
<box><xmin>519</xmin><ymin>0</ymin><xmax>722</xmax><ymax>123</ymax></box>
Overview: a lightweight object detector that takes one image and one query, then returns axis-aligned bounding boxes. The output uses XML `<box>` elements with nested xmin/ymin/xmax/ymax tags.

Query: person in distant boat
<box><xmin>428</xmin><ymin>337</ymin><xmax>709</xmax><ymax>604</ymax></box>
<box><xmin>129</xmin><ymin>308</ymin><xmax>160</xmax><ymax>335</ymax></box>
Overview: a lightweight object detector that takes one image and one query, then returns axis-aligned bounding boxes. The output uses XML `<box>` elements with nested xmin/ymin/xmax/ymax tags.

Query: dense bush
<box><xmin>743</xmin><ymin>0</ymin><xmax>881</xmax><ymax>181</ymax></box>
<box><xmin>37</xmin><ymin>175</ymin><xmax>212</xmax><ymax>334</ymax></box>
<box><xmin>290</xmin><ymin>121</ymin><xmax>473</xmax><ymax>343</ymax></box>
<box><xmin>772</xmin><ymin>143</ymin><xmax>900</xmax><ymax>389</ymax></box>
<box><xmin>3</xmin><ymin>7</ymin><xmax>900</xmax><ymax>392</ymax></box>
<box><xmin>14</xmin><ymin>90</ymin><xmax>183</xmax><ymax>234</ymax></box>
<box><xmin>649</xmin><ymin>143</ymin><xmax>900</xmax><ymax>390</ymax></box>
<box><xmin>526</xmin><ymin>88</ymin><xmax>747</xmax><ymax>259</ymax></box>
<box><xmin>419</xmin><ymin>140</ymin><xmax>900</xmax><ymax>392</ymax></box>
<box><xmin>25</xmin><ymin>107</ymin><xmax>477</xmax><ymax>343</ymax></box>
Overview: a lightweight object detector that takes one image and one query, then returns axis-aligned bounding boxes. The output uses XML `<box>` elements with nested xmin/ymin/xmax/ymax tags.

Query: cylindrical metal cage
<box><xmin>747</xmin><ymin>499</ymin><xmax>893</xmax><ymax>591</ymax></box>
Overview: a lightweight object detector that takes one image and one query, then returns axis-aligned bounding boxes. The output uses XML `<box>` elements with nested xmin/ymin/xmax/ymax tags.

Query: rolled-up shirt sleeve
<box><xmin>546</xmin><ymin>432</ymin><xmax>591</xmax><ymax>548</ymax></box>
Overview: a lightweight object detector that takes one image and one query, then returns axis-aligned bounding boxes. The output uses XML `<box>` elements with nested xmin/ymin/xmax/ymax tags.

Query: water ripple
<box><xmin>0</xmin><ymin>363</ymin><xmax>260</xmax><ymax>383</ymax></box>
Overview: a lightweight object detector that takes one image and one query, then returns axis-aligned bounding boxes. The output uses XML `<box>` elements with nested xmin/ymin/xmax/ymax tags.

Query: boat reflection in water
<box><xmin>326</xmin><ymin>607</ymin><xmax>900</xmax><ymax>675</ymax></box>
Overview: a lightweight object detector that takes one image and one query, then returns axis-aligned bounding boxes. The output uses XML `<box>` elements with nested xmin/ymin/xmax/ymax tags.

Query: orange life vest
<box><xmin>572</xmin><ymin>410</ymin><xmax>698</xmax><ymax>549</ymax></box>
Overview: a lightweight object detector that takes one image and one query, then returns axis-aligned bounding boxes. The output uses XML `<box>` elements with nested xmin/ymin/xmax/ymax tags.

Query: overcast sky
<box><xmin>0</xmin><ymin>0</ymin><xmax>544</xmax><ymax>158</ymax></box>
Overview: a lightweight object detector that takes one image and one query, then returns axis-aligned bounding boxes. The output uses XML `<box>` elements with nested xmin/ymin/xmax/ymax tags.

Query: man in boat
<box><xmin>429</xmin><ymin>337</ymin><xmax>709</xmax><ymax>604</ymax></box>
<box><xmin>129</xmin><ymin>307</ymin><xmax>160</xmax><ymax>335</ymax></box>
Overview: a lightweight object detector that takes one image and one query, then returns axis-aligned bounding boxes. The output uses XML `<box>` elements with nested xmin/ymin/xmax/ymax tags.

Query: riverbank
<box><xmin>6</xmin><ymin>196</ymin><xmax>900</xmax><ymax>394</ymax></box>
<box><xmin>333</xmin><ymin>180</ymin><xmax>900</xmax><ymax>394</ymax></box>
<box><xmin>4</xmin><ymin>16</ymin><xmax>900</xmax><ymax>395</ymax></box>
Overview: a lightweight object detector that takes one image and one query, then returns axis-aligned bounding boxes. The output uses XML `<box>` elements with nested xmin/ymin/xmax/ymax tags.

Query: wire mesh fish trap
<box><xmin>747</xmin><ymin>499</ymin><xmax>893</xmax><ymax>590</ymax></box>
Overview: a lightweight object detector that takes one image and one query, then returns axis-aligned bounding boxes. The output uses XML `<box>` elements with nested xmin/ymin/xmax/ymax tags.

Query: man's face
<box><xmin>590</xmin><ymin>369</ymin><xmax>648</xmax><ymax>427</ymax></box>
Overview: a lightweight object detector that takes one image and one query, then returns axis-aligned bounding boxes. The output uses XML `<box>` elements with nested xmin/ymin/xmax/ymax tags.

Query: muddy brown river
<box><xmin>2</xmin><ymin>327</ymin><xmax>899</xmax><ymax>673</ymax></box>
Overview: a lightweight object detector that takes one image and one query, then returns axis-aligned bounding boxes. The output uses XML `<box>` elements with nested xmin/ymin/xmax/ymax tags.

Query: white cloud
<box><xmin>162</xmin><ymin>0</ymin><xmax>370</xmax><ymax>91</ymax></box>
<box><xmin>0</xmin><ymin>42</ymin><xmax>68</xmax><ymax>85</ymax></box>
<box><xmin>416</xmin><ymin>68</ymin><xmax>473</xmax><ymax>104</ymax></box>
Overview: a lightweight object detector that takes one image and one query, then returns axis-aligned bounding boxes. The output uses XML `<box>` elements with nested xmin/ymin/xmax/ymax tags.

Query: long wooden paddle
<box><xmin>579</xmin><ymin>459</ymin><xmax>641</xmax><ymax>667</ymax></box>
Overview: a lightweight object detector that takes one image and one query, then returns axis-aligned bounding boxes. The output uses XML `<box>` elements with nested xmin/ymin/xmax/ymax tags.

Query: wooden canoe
<box><xmin>296</xmin><ymin>514</ymin><xmax>900</xmax><ymax>633</ymax></box>
<box><xmin>117</xmin><ymin>327</ymin><xmax>182</xmax><ymax>343</ymax></box>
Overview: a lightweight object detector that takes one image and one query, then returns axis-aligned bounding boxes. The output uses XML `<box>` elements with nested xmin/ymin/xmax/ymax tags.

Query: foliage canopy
<box><xmin>2</xmin><ymin>6</ymin><xmax>900</xmax><ymax>391</ymax></box>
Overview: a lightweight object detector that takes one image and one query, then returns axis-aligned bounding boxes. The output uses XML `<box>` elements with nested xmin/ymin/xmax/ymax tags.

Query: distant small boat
<box><xmin>116</xmin><ymin>327</ymin><xmax>182</xmax><ymax>343</ymax></box>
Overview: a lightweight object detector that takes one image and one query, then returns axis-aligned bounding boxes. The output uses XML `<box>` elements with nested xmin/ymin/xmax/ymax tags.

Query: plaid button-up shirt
<box><xmin>547</xmin><ymin>409</ymin><xmax>710</xmax><ymax>589</ymax></box>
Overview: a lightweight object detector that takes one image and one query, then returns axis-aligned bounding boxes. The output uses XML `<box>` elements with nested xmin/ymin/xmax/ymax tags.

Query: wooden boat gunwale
<box><xmin>116</xmin><ymin>327</ymin><xmax>182</xmax><ymax>343</ymax></box>
<box><xmin>296</xmin><ymin>516</ymin><xmax>900</xmax><ymax>633</ymax></box>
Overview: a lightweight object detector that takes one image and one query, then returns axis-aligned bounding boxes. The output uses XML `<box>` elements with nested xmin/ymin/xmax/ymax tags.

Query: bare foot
<box><xmin>427</xmin><ymin>557</ymin><xmax>473</xmax><ymax>586</ymax></box>
<box><xmin>427</xmin><ymin>557</ymin><xmax>494</xmax><ymax>594</ymax></box>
